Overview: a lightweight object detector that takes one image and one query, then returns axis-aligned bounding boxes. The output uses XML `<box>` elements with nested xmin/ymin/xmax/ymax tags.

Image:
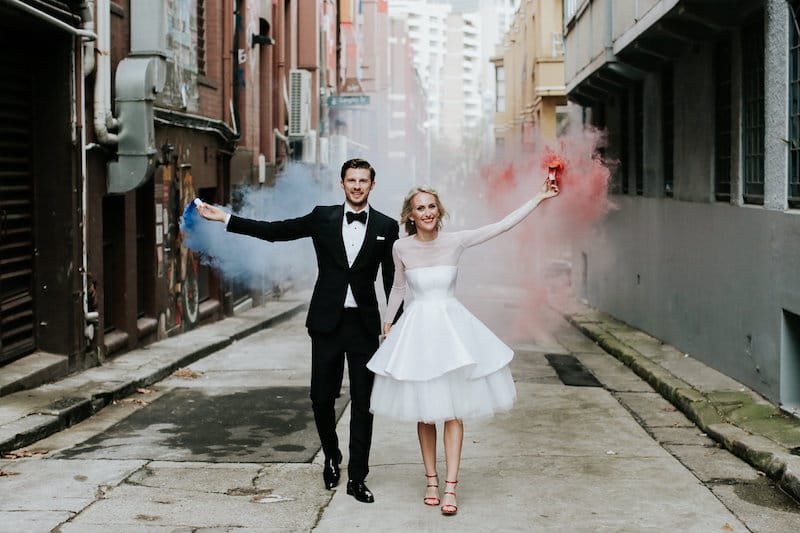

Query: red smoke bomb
<box><xmin>545</xmin><ymin>155</ymin><xmax>564</xmax><ymax>186</ymax></box>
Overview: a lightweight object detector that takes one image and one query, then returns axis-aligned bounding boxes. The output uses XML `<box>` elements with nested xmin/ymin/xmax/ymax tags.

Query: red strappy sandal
<box><xmin>441</xmin><ymin>479</ymin><xmax>458</xmax><ymax>515</ymax></box>
<box><xmin>423</xmin><ymin>473</ymin><xmax>440</xmax><ymax>506</ymax></box>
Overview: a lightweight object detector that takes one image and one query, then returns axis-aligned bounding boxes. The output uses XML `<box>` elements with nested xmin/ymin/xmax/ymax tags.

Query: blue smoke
<box><xmin>180</xmin><ymin>163</ymin><xmax>339</xmax><ymax>290</ymax></box>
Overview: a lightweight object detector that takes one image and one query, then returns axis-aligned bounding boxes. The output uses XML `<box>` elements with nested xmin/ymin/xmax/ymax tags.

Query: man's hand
<box><xmin>383</xmin><ymin>322</ymin><xmax>392</xmax><ymax>337</ymax></box>
<box><xmin>196</xmin><ymin>201</ymin><xmax>227</xmax><ymax>222</ymax></box>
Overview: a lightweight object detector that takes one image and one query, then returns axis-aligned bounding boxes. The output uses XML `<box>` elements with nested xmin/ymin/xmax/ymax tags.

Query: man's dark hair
<box><xmin>340</xmin><ymin>158</ymin><xmax>375</xmax><ymax>181</ymax></box>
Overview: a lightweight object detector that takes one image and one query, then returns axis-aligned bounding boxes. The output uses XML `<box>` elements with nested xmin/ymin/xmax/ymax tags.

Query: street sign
<box><xmin>327</xmin><ymin>95</ymin><xmax>370</xmax><ymax>107</ymax></box>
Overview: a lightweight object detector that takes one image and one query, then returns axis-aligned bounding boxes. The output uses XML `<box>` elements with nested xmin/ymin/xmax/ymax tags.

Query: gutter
<box><xmin>154</xmin><ymin>108</ymin><xmax>238</xmax><ymax>148</ymax></box>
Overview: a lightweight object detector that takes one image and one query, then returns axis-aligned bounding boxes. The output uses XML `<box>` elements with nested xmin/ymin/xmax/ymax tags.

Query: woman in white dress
<box><xmin>367</xmin><ymin>178</ymin><xmax>559</xmax><ymax>515</ymax></box>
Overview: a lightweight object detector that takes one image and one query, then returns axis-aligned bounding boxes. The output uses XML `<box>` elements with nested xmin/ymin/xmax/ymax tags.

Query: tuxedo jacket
<box><xmin>227</xmin><ymin>204</ymin><xmax>399</xmax><ymax>335</ymax></box>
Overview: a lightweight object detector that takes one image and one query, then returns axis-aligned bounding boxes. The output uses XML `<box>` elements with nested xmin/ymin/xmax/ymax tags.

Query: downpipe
<box><xmin>93</xmin><ymin>0</ymin><xmax>118</xmax><ymax>145</ymax></box>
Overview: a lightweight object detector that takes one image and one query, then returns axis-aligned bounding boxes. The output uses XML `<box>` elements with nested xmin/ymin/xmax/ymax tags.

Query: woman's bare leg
<box><xmin>418</xmin><ymin>422</ymin><xmax>439</xmax><ymax>502</ymax></box>
<box><xmin>442</xmin><ymin>419</ymin><xmax>463</xmax><ymax>512</ymax></box>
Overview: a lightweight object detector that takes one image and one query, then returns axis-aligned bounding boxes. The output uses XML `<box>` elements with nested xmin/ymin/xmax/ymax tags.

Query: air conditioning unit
<box><xmin>302</xmin><ymin>130</ymin><xmax>317</xmax><ymax>164</ymax></box>
<box><xmin>288</xmin><ymin>69</ymin><xmax>311</xmax><ymax>138</ymax></box>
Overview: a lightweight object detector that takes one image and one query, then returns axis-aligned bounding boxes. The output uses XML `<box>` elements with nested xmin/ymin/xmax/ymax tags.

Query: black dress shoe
<box><xmin>322</xmin><ymin>451</ymin><xmax>342</xmax><ymax>490</ymax></box>
<box><xmin>346</xmin><ymin>480</ymin><xmax>375</xmax><ymax>503</ymax></box>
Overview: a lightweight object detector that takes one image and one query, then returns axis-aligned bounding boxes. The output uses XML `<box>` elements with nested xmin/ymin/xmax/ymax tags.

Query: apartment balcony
<box><xmin>564</xmin><ymin>0</ymin><xmax>756</xmax><ymax>105</ymax></box>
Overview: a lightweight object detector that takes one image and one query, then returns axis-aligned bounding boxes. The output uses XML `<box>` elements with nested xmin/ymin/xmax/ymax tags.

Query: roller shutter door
<box><xmin>0</xmin><ymin>53</ymin><xmax>35</xmax><ymax>364</ymax></box>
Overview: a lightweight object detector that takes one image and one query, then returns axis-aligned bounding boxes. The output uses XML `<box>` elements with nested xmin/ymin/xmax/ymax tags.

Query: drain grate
<box><xmin>545</xmin><ymin>354</ymin><xmax>602</xmax><ymax>387</ymax></box>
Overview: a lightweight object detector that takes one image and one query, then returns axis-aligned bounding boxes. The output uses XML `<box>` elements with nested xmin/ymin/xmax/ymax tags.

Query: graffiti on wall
<box><xmin>162</xmin><ymin>148</ymin><xmax>200</xmax><ymax>333</ymax></box>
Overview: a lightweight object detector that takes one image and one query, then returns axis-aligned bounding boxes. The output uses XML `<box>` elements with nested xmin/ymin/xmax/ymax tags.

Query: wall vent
<box><xmin>288</xmin><ymin>69</ymin><xmax>311</xmax><ymax>138</ymax></box>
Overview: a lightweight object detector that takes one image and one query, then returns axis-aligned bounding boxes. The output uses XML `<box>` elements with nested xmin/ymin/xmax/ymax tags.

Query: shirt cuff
<box><xmin>224</xmin><ymin>213</ymin><xmax>231</xmax><ymax>227</ymax></box>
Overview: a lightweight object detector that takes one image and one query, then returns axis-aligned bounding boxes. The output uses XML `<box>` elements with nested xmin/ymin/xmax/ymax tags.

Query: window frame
<box><xmin>741</xmin><ymin>13</ymin><xmax>765</xmax><ymax>205</ymax></box>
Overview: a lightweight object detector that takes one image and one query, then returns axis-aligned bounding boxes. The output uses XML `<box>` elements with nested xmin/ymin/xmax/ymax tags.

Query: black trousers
<box><xmin>309</xmin><ymin>309</ymin><xmax>378</xmax><ymax>482</ymax></box>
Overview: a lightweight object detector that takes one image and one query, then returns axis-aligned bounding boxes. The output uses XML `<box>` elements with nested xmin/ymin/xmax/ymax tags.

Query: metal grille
<box><xmin>742</xmin><ymin>14</ymin><xmax>765</xmax><ymax>204</ymax></box>
<box><xmin>715</xmin><ymin>36</ymin><xmax>732</xmax><ymax>201</ymax></box>
<box><xmin>0</xmin><ymin>54</ymin><xmax>35</xmax><ymax>363</ymax></box>
<box><xmin>789</xmin><ymin>4</ymin><xmax>800</xmax><ymax>207</ymax></box>
<box><xmin>634</xmin><ymin>83</ymin><xmax>644</xmax><ymax>196</ymax></box>
<box><xmin>196</xmin><ymin>0</ymin><xmax>206</xmax><ymax>76</ymax></box>
<box><xmin>662</xmin><ymin>66</ymin><xmax>674</xmax><ymax>197</ymax></box>
<box><xmin>620</xmin><ymin>91</ymin><xmax>629</xmax><ymax>195</ymax></box>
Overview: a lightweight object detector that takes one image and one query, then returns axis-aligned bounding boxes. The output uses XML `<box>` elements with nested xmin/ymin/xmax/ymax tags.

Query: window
<box><xmin>551</xmin><ymin>32</ymin><xmax>564</xmax><ymax>57</ymax></box>
<box><xmin>620</xmin><ymin>91</ymin><xmax>630</xmax><ymax>195</ymax></box>
<box><xmin>662</xmin><ymin>66</ymin><xmax>674</xmax><ymax>197</ymax></box>
<box><xmin>742</xmin><ymin>13</ymin><xmax>765</xmax><ymax>204</ymax></box>
<box><xmin>789</xmin><ymin>3</ymin><xmax>800</xmax><ymax>207</ymax></box>
<box><xmin>495</xmin><ymin>65</ymin><xmax>505</xmax><ymax>112</ymax></box>
<box><xmin>196</xmin><ymin>0</ymin><xmax>206</xmax><ymax>76</ymax></box>
<box><xmin>634</xmin><ymin>83</ymin><xmax>644</xmax><ymax>196</ymax></box>
<box><xmin>564</xmin><ymin>0</ymin><xmax>579</xmax><ymax>22</ymax></box>
<box><xmin>714</xmin><ymin>36</ymin><xmax>732</xmax><ymax>201</ymax></box>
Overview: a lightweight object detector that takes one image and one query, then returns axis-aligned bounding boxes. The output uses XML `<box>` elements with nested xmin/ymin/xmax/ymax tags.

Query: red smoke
<box><xmin>476</xmin><ymin>126</ymin><xmax>614</xmax><ymax>341</ymax></box>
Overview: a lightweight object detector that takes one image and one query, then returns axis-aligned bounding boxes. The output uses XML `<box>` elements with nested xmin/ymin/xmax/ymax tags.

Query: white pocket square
<box><xmin>376</xmin><ymin>236</ymin><xmax>386</xmax><ymax>240</ymax></box>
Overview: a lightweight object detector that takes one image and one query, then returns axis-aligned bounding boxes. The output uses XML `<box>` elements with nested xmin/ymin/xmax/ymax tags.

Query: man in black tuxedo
<box><xmin>197</xmin><ymin>159</ymin><xmax>398</xmax><ymax>503</ymax></box>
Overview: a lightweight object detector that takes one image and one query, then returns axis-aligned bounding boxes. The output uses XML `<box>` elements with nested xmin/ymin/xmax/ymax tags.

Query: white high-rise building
<box><xmin>439</xmin><ymin>11</ymin><xmax>482</xmax><ymax>146</ymax></box>
<box><xmin>389</xmin><ymin>1</ymin><xmax>452</xmax><ymax>138</ymax></box>
<box><xmin>391</xmin><ymin>0</ymin><xmax>520</xmax><ymax>147</ymax></box>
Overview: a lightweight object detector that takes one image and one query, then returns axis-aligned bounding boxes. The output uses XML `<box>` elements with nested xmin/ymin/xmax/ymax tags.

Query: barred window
<box><xmin>662</xmin><ymin>66</ymin><xmax>674</xmax><ymax>197</ymax></box>
<box><xmin>634</xmin><ymin>82</ymin><xmax>644</xmax><ymax>196</ymax></box>
<box><xmin>714</xmin><ymin>36</ymin><xmax>732</xmax><ymax>201</ymax></box>
<box><xmin>789</xmin><ymin>4</ymin><xmax>800</xmax><ymax>207</ymax></box>
<box><xmin>741</xmin><ymin>13</ymin><xmax>765</xmax><ymax>205</ymax></box>
<box><xmin>196</xmin><ymin>0</ymin><xmax>207</xmax><ymax>76</ymax></box>
<box><xmin>620</xmin><ymin>91</ymin><xmax>630</xmax><ymax>195</ymax></box>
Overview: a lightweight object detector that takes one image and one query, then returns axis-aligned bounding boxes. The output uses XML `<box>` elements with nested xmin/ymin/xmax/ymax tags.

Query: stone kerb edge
<box><xmin>565</xmin><ymin>311</ymin><xmax>800</xmax><ymax>502</ymax></box>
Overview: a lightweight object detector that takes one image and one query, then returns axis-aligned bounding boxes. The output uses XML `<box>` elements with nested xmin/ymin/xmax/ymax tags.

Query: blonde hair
<box><xmin>400</xmin><ymin>186</ymin><xmax>448</xmax><ymax>235</ymax></box>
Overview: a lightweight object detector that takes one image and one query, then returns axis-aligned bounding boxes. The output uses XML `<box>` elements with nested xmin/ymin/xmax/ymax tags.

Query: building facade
<box><xmin>0</xmin><ymin>0</ymin><xmax>427</xmax><ymax>391</ymax></box>
<box><xmin>390</xmin><ymin>0</ymin><xmax>452</xmax><ymax>138</ymax></box>
<box><xmin>564</xmin><ymin>0</ymin><xmax>800</xmax><ymax>410</ymax></box>
<box><xmin>492</xmin><ymin>0</ymin><xmax>567</xmax><ymax>154</ymax></box>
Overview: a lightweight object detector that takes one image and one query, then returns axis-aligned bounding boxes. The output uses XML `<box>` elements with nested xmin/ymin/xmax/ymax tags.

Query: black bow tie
<box><xmin>346</xmin><ymin>211</ymin><xmax>367</xmax><ymax>224</ymax></box>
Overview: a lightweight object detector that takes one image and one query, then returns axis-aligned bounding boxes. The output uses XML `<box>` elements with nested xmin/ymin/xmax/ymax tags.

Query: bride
<box><xmin>368</xmin><ymin>177</ymin><xmax>560</xmax><ymax>516</ymax></box>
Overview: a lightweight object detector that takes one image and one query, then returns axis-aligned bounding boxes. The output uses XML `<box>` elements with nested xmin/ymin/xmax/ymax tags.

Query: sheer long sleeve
<box><xmin>455</xmin><ymin>197</ymin><xmax>541</xmax><ymax>249</ymax></box>
<box><xmin>383</xmin><ymin>243</ymin><xmax>406</xmax><ymax>323</ymax></box>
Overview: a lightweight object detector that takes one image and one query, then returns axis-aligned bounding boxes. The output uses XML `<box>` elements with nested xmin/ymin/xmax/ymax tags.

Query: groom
<box><xmin>197</xmin><ymin>159</ymin><xmax>398</xmax><ymax>503</ymax></box>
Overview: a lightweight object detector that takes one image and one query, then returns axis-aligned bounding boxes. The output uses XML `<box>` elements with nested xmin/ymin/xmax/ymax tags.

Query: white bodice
<box><xmin>383</xmin><ymin>196</ymin><xmax>542</xmax><ymax>324</ymax></box>
<box><xmin>405</xmin><ymin>266</ymin><xmax>457</xmax><ymax>302</ymax></box>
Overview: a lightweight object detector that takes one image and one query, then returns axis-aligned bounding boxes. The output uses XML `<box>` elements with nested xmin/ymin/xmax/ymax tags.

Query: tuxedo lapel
<box><xmin>351</xmin><ymin>208</ymin><xmax>378</xmax><ymax>270</ymax></box>
<box><xmin>323</xmin><ymin>205</ymin><xmax>349</xmax><ymax>269</ymax></box>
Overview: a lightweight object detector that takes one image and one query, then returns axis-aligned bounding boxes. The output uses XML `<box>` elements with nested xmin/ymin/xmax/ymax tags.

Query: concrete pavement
<box><xmin>0</xmin><ymin>298</ymin><xmax>308</xmax><ymax>455</ymax></box>
<box><xmin>563</xmin><ymin>303</ymin><xmax>800</xmax><ymax>503</ymax></box>
<box><xmin>0</xmin><ymin>292</ymin><xmax>799</xmax><ymax>531</ymax></box>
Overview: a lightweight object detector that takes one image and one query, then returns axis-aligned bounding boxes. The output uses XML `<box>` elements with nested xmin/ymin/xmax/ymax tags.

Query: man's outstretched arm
<box><xmin>197</xmin><ymin>201</ymin><xmax>315</xmax><ymax>242</ymax></box>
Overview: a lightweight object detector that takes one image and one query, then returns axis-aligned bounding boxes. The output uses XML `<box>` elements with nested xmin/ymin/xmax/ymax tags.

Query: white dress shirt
<box><xmin>342</xmin><ymin>205</ymin><xmax>369</xmax><ymax>307</ymax></box>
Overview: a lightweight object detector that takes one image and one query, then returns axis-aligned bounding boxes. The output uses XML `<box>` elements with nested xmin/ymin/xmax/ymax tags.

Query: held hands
<box><xmin>196</xmin><ymin>201</ymin><xmax>227</xmax><ymax>222</ymax></box>
<box><xmin>379</xmin><ymin>323</ymin><xmax>392</xmax><ymax>345</ymax></box>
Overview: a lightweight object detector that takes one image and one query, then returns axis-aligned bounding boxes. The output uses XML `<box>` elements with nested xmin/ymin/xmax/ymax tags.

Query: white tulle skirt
<box><xmin>367</xmin><ymin>284</ymin><xmax>517</xmax><ymax>423</ymax></box>
<box><xmin>370</xmin><ymin>365</ymin><xmax>516</xmax><ymax>423</ymax></box>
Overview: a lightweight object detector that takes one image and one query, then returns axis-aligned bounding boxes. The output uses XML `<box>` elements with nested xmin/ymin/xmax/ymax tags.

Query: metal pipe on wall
<box><xmin>276</xmin><ymin>0</ymin><xmax>287</xmax><ymax>163</ymax></box>
<box><xmin>94</xmin><ymin>0</ymin><xmax>118</xmax><ymax>145</ymax></box>
<box><xmin>78</xmin><ymin>37</ymin><xmax>100</xmax><ymax>338</ymax></box>
<box><xmin>5</xmin><ymin>0</ymin><xmax>96</xmax><ymax>39</ymax></box>
<box><xmin>81</xmin><ymin>0</ymin><xmax>96</xmax><ymax>76</ymax></box>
